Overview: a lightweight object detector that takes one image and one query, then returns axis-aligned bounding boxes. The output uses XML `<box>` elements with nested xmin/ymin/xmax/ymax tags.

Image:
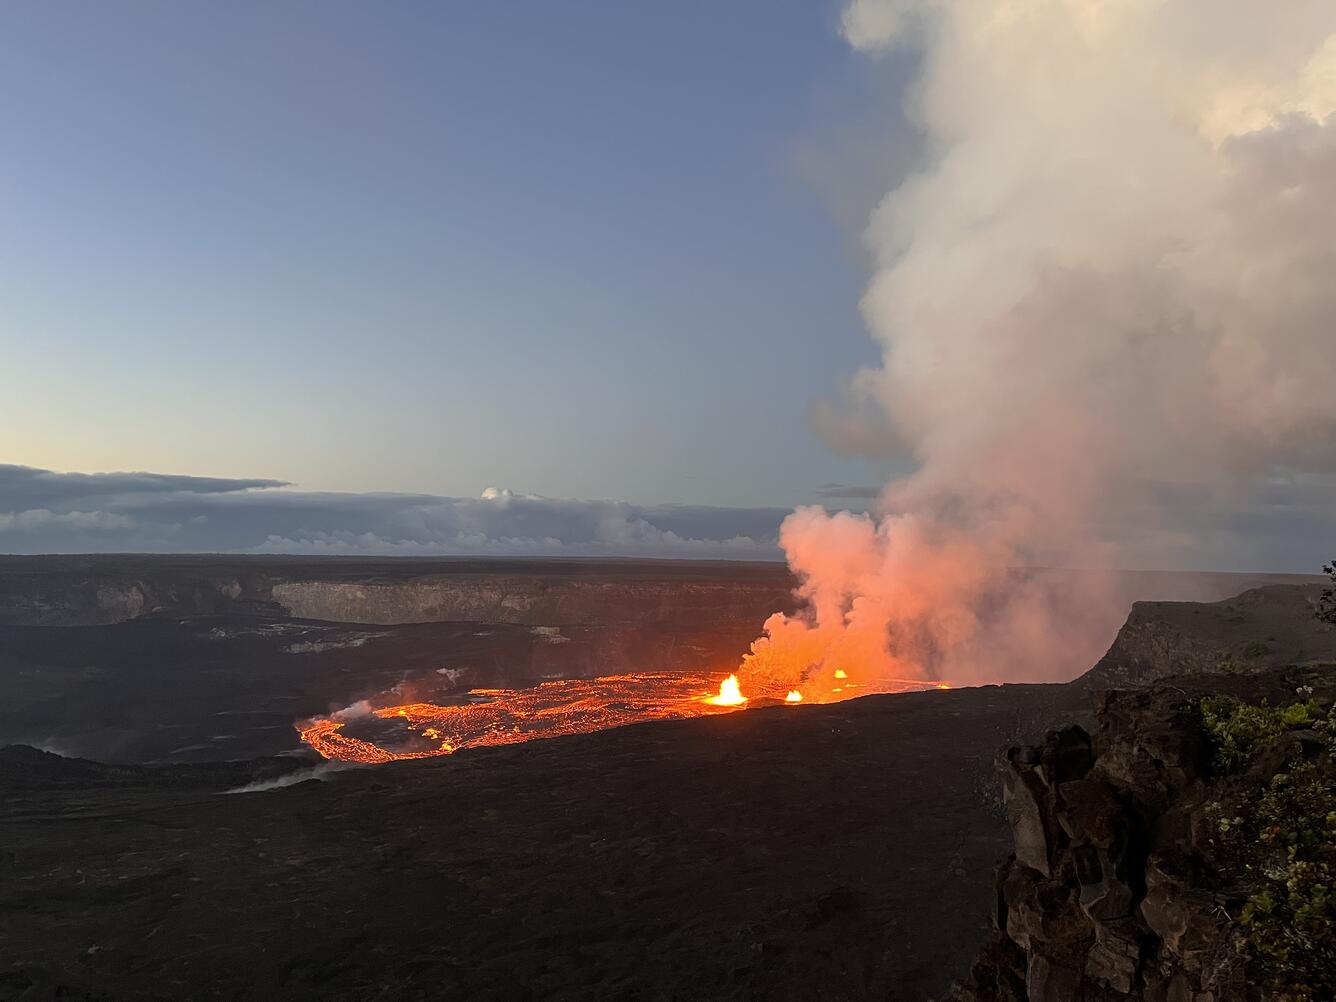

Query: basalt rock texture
<box><xmin>947</xmin><ymin>666</ymin><xmax>1336</xmax><ymax>1002</ymax></box>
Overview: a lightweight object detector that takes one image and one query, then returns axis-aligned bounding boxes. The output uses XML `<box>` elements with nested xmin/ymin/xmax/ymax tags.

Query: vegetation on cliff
<box><xmin>1319</xmin><ymin>559</ymin><xmax>1336</xmax><ymax>626</ymax></box>
<box><xmin>949</xmin><ymin>670</ymin><xmax>1336</xmax><ymax>1001</ymax></box>
<box><xmin>1202</xmin><ymin>688</ymin><xmax>1336</xmax><ymax>1000</ymax></box>
<box><xmin>1199</xmin><ymin>695</ymin><xmax>1319</xmax><ymax>772</ymax></box>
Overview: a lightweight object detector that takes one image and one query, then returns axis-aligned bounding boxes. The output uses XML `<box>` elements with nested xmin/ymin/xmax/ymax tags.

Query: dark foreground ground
<box><xmin>2</xmin><ymin>560</ymin><xmax>1332</xmax><ymax>1001</ymax></box>
<box><xmin>2</xmin><ymin>682</ymin><xmax>1088</xmax><ymax>1002</ymax></box>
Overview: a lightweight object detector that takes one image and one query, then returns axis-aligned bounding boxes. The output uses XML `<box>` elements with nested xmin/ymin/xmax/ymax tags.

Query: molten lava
<box><xmin>299</xmin><ymin>671</ymin><xmax>757</xmax><ymax>765</ymax></box>
<box><xmin>297</xmin><ymin>667</ymin><xmax>953</xmax><ymax>765</ymax></box>
<box><xmin>705</xmin><ymin>674</ymin><xmax>747</xmax><ymax>706</ymax></box>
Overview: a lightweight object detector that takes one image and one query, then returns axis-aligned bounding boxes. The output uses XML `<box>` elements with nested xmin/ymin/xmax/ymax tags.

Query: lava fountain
<box><xmin>704</xmin><ymin>674</ymin><xmax>746</xmax><ymax>706</ymax></box>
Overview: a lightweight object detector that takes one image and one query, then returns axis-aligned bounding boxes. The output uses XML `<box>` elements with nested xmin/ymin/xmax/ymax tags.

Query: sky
<box><xmin>0</xmin><ymin>1</ymin><xmax>909</xmax><ymax>516</ymax></box>
<box><xmin>4</xmin><ymin>2</ymin><xmax>1332</xmax><ymax>572</ymax></box>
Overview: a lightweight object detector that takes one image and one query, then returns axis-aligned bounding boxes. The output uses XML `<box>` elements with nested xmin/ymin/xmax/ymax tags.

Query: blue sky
<box><xmin>0</xmin><ymin>1</ymin><xmax>913</xmax><ymax>511</ymax></box>
<box><xmin>1</xmin><ymin>4</ymin><xmax>1330</xmax><ymax>571</ymax></box>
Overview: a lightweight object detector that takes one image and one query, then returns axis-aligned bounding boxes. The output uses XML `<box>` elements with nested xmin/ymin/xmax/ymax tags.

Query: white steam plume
<box><xmin>743</xmin><ymin>0</ymin><xmax>1336</xmax><ymax>696</ymax></box>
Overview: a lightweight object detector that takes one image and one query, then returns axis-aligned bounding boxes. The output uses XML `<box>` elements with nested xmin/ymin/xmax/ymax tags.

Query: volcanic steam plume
<box><xmin>742</xmin><ymin>0</ymin><xmax>1336</xmax><ymax>700</ymax></box>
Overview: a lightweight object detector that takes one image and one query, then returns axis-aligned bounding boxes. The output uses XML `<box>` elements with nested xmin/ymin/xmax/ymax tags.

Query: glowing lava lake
<box><xmin>297</xmin><ymin>672</ymin><xmax>949</xmax><ymax>765</ymax></box>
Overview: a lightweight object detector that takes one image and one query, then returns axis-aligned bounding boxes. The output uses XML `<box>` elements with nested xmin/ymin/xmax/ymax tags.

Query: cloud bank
<box><xmin>0</xmin><ymin>464</ymin><xmax>785</xmax><ymax>558</ymax></box>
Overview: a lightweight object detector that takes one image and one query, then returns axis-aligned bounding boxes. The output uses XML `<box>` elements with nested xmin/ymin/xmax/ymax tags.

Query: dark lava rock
<box><xmin>1082</xmin><ymin>583</ymin><xmax>1336</xmax><ymax>689</ymax></box>
<box><xmin>946</xmin><ymin>666</ymin><xmax>1336</xmax><ymax>1002</ymax></box>
<box><xmin>1</xmin><ymin>682</ymin><xmax>1087</xmax><ymax>1001</ymax></box>
<box><xmin>3</xmin><ymin>568</ymin><xmax>1330</xmax><ymax>1001</ymax></box>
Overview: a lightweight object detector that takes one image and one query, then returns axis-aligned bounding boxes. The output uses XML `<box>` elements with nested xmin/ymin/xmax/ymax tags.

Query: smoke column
<box><xmin>742</xmin><ymin>0</ymin><xmax>1336</xmax><ymax>697</ymax></box>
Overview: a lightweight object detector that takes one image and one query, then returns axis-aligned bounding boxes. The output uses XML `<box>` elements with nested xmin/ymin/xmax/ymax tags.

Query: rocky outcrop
<box><xmin>1082</xmin><ymin>584</ymin><xmax>1336</xmax><ymax>689</ymax></box>
<box><xmin>948</xmin><ymin>668</ymin><xmax>1336</xmax><ymax>1001</ymax></box>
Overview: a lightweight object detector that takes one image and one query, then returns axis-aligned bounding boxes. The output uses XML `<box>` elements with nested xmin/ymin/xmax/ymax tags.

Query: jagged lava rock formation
<box><xmin>948</xmin><ymin>664</ymin><xmax>1336</xmax><ymax>1001</ymax></box>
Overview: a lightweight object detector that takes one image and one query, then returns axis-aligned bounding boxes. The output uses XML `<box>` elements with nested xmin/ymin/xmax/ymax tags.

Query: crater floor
<box><xmin>2</xmin><ymin>682</ymin><xmax>1086</xmax><ymax>1001</ymax></box>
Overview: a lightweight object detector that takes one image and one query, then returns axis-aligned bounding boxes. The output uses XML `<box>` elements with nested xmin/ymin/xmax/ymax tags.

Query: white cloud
<box><xmin>0</xmin><ymin>464</ymin><xmax>784</xmax><ymax>558</ymax></box>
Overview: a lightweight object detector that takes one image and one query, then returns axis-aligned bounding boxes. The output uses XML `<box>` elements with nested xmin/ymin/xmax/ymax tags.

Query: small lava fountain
<box><xmin>704</xmin><ymin>674</ymin><xmax>747</xmax><ymax>706</ymax></box>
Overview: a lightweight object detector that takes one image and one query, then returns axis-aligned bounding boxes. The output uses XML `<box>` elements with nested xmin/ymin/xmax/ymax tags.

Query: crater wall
<box><xmin>0</xmin><ymin>555</ymin><xmax>796</xmax><ymax>628</ymax></box>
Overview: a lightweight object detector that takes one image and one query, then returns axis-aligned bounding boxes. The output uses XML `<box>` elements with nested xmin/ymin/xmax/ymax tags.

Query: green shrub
<box><xmin>1245</xmin><ymin>640</ymin><xmax>1272</xmax><ymax>659</ymax></box>
<box><xmin>1319</xmin><ymin>560</ymin><xmax>1336</xmax><ymax>625</ymax></box>
<box><xmin>1207</xmin><ymin>702</ymin><xmax>1336</xmax><ymax>999</ymax></box>
<box><xmin>1199</xmin><ymin>696</ymin><xmax>1319</xmax><ymax>772</ymax></box>
<box><xmin>1239</xmin><ymin>758</ymin><xmax>1336</xmax><ymax>998</ymax></box>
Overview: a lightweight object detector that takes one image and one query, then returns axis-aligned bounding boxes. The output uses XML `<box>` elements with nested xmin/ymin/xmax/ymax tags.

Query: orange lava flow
<box><xmin>298</xmin><ymin>671</ymin><xmax>755</xmax><ymax>765</ymax></box>
<box><xmin>297</xmin><ymin>670</ymin><xmax>957</xmax><ymax>765</ymax></box>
